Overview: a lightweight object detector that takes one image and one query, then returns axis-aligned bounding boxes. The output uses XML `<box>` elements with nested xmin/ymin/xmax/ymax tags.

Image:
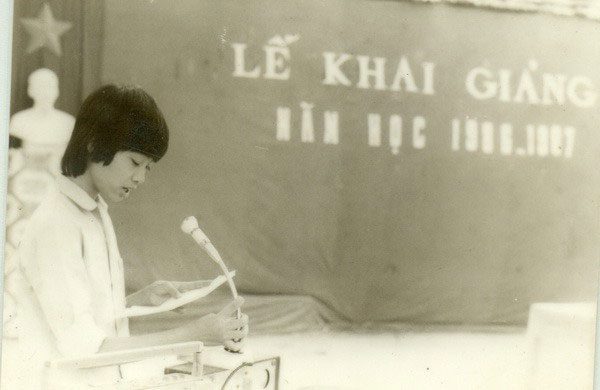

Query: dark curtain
<box><xmin>10</xmin><ymin>0</ymin><xmax>104</xmax><ymax>117</ymax></box>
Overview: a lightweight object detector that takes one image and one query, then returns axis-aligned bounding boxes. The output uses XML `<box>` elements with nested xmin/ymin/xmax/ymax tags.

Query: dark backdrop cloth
<box><xmin>129</xmin><ymin>292</ymin><xmax>348</xmax><ymax>336</ymax></box>
<box><xmin>10</xmin><ymin>0</ymin><xmax>103</xmax><ymax>116</ymax></box>
<box><xmin>103</xmin><ymin>0</ymin><xmax>600</xmax><ymax>329</ymax></box>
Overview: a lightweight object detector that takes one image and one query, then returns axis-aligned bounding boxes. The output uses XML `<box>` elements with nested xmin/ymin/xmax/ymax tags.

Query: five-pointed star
<box><xmin>20</xmin><ymin>3</ymin><xmax>72</xmax><ymax>56</ymax></box>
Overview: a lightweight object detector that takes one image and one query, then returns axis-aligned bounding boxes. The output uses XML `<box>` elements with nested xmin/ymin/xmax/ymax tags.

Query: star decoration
<box><xmin>20</xmin><ymin>3</ymin><xmax>72</xmax><ymax>56</ymax></box>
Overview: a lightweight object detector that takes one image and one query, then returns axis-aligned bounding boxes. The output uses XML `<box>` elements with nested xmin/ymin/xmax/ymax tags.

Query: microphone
<box><xmin>181</xmin><ymin>216</ymin><xmax>242</xmax><ymax>352</ymax></box>
<box><xmin>181</xmin><ymin>216</ymin><xmax>223</xmax><ymax>265</ymax></box>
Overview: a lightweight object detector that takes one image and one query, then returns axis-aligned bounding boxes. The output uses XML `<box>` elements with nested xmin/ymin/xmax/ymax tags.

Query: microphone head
<box><xmin>181</xmin><ymin>216</ymin><xmax>199</xmax><ymax>234</ymax></box>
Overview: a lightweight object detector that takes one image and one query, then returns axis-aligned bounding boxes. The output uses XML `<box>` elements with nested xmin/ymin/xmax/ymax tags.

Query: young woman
<box><xmin>14</xmin><ymin>85</ymin><xmax>248</xmax><ymax>388</ymax></box>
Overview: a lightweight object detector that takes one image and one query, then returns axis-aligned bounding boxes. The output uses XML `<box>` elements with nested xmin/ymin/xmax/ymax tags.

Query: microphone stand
<box><xmin>181</xmin><ymin>216</ymin><xmax>242</xmax><ymax>353</ymax></box>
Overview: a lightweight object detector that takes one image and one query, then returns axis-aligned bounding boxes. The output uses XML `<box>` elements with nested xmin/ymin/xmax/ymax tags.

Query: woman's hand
<box><xmin>126</xmin><ymin>280</ymin><xmax>214</xmax><ymax>307</ymax></box>
<box><xmin>189</xmin><ymin>297</ymin><xmax>249</xmax><ymax>352</ymax></box>
<box><xmin>126</xmin><ymin>281</ymin><xmax>180</xmax><ymax>307</ymax></box>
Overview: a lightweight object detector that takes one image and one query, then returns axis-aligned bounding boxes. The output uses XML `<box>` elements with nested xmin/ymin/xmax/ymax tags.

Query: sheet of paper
<box><xmin>123</xmin><ymin>271</ymin><xmax>235</xmax><ymax>318</ymax></box>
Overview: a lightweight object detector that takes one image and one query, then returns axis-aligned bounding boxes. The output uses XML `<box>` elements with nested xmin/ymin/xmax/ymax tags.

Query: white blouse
<box><xmin>13</xmin><ymin>175</ymin><xmax>129</xmax><ymax>388</ymax></box>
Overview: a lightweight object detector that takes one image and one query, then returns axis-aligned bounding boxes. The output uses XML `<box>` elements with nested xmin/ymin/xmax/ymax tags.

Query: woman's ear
<box><xmin>86</xmin><ymin>142</ymin><xmax>93</xmax><ymax>153</ymax></box>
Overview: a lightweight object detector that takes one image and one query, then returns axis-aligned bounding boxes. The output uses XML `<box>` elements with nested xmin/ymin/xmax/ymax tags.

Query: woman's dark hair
<box><xmin>61</xmin><ymin>84</ymin><xmax>169</xmax><ymax>177</ymax></box>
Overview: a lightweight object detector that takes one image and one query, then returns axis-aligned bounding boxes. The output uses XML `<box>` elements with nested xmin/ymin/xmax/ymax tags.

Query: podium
<box><xmin>46</xmin><ymin>342</ymin><xmax>280</xmax><ymax>389</ymax></box>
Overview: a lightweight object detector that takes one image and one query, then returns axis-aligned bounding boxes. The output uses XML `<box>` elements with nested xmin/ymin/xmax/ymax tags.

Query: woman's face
<box><xmin>88</xmin><ymin>150</ymin><xmax>154</xmax><ymax>202</ymax></box>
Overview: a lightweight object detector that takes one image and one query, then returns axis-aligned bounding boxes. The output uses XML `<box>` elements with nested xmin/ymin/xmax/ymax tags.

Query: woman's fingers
<box><xmin>148</xmin><ymin>281</ymin><xmax>181</xmax><ymax>306</ymax></box>
<box><xmin>224</xmin><ymin>339</ymin><xmax>245</xmax><ymax>353</ymax></box>
<box><xmin>165</xmin><ymin>282</ymin><xmax>181</xmax><ymax>298</ymax></box>
<box><xmin>225</xmin><ymin>313</ymin><xmax>248</xmax><ymax>329</ymax></box>
<box><xmin>224</xmin><ymin>326</ymin><xmax>248</xmax><ymax>340</ymax></box>
<box><xmin>154</xmin><ymin>281</ymin><xmax>181</xmax><ymax>298</ymax></box>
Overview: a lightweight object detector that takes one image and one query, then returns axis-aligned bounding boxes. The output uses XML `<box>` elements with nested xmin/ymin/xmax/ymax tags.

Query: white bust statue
<box><xmin>9</xmin><ymin>68</ymin><xmax>75</xmax><ymax>174</ymax></box>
